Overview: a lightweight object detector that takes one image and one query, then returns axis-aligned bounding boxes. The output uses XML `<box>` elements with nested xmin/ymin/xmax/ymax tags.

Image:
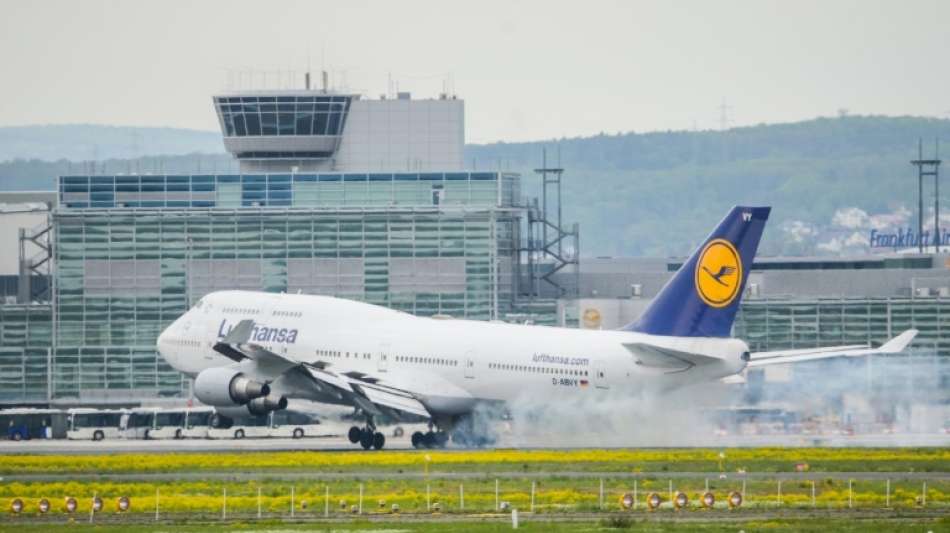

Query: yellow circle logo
<box><xmin>582</xmin><ymin>308</ymin><xmax>602</xmax><ymax>329</ymax></box>
<box><xmin>695</xmin><ymin>239</ymin><xmax>742</xmax><ymax>308</ymax></box>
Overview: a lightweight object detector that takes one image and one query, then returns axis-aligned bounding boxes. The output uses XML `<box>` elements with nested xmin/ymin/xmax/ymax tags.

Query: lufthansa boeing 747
<box><xmin>156</xmin><ymin>206</ymin><xmax>917</xmax><ymax>450</ymax></box>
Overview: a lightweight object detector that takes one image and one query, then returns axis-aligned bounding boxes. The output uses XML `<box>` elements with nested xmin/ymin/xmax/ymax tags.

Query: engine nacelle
<box><xmin>194</xmin><ymin>366</ymin><xmax>269</xmax><ymax>406</ymax></box>
<box><xmin>246</xmin><ymin>395</ymin><xmax>288</xmax><ymax>416</ymax></box>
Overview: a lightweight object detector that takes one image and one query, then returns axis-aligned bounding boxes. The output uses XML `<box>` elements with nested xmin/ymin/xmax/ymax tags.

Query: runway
<box><xmin>2</xmin><ymin>432</ymin><xmax>947</xmax><ymax>455</ymax></box>
<box><xmin>0</xmin><ymin>434</ymin><xmax>411</xmax><ymax>455</ymax></box>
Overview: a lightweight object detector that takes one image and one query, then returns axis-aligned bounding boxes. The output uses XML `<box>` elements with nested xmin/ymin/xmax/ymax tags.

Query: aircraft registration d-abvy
<box><xmin>157</xmin><ymin>206</ymin><xmax>917</xmax><ymax>450</ymax></box>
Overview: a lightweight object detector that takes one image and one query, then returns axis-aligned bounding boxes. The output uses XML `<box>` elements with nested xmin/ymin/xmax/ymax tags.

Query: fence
<box><xmin>2</xmin><ymin>475</ymin><xmax>946</xmax><ymax>521</ymax></box>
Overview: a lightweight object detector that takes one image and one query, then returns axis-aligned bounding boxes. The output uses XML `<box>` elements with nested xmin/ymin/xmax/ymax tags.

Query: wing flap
<box><xmin>352</xmin><ymin>382</ymin><xmax>431</xmax><ymax>418</ymax></box>
<box><xmin>301</xmin><ymin>365</ymin><xmax>431</xmax><ymax>420</ymax></box>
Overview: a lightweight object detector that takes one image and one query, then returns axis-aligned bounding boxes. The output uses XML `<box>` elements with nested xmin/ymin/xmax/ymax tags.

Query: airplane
<box><xmin>157</xmin><ymin>206</ymin><xmax>918</xmax><ymax>450</ymax></box>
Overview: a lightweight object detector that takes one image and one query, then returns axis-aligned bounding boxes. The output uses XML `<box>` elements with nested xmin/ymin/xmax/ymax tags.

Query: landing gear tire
<box><xmin>359</xmin><ymin>429</ymin><xmax>374</xmax><ymax>450</ymax></box>
<box><xmin>373</xmin><ymin>432</ymin><xmax>385</xmax><ymax>450</ymax></box>
<box><xmin>421</xmin><ymin>431</ymin><xmax>446</xmax><ymax>449</ymax></box>
<box><xmin>348</xmin><ymin>426</ymin><xmax>362</xmax><ymax>444</ymax></box>
<box><xmin>411</xmin><ymin>431</ymin><xmax>425</xmax><ymax>449</ymax></box>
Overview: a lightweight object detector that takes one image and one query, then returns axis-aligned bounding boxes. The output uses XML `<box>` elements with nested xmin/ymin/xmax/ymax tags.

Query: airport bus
<box><xmin>208</xmin><ymin>413</ymin><xmax>270</xmax><ymax>439</ymax></box>
<box><xmin>207</xmin><ymin>410</ymin><xmax>326</xmax><ymax>439</ymax></box>
<box><xmin>121</xmin><ymin>408</ymin><xmax>158</xmax><ymax>439</ymax></box>
<box><xmin>66</xmin><ymin>408</ymin><xmax>125</xmax><ymax>441</ymax></box>
<box><xmin>268</xmin><ymin>410</ymin><xmax>326</xmax><ymax>439</ymax></box>
<box><xmin>0</xmin><ymin>408</ymin><xmax>67</xmax><ymax>440</ymax></box>
<box><xmin>148</xmin><ymin>407</ymin><xmax>216</xmax><ymax>439</ymax></box>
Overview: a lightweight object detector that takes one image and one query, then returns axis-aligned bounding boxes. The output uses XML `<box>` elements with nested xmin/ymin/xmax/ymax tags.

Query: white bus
<box><xmin>148</xmin><ymin>407</ymin><xmax>216</xmax><ymax>439</ymax></box>
<box><xmin>207</xmin><ymin>410</ymin><xmax>326</xmax><ymax>440</ymax></box>
<box><xmin>66</xmin><ymin>409</ymin><xmax>126</xmax><ymax>441</ymax></box>
<box><xmin>121</xmin><ymin>408</ymin><xmax>158</xmax><ymax>439</ymax></box>
<box><xmin>208</xmin><ymin>413</ymin><xmax>270</xmax><ymax>440</ymax></box>
<box><xmin>268</xmin><ymin>410</ymin><xmax>326</xmax><ymax>439</ymax></box>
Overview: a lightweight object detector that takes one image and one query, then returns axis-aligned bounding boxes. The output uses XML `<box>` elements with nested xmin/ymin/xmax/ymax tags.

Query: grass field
<box><xmin>1</xmin><ymin>475</ymin><xmax>945</xmax><ymax>515</ymax></box>
<box><xmin>0</xmin><ymin>516</ymin><xmax>947</xmax><ymax>532</ymax></box>
<box><xmin>1</xmin><ymin>448</ymin><xmax>946</xmax><ymax>528</ymax></box>
<box><xmin>2</xmin><ymin>447</ymin><xmax>948</xmax><ymax>474</ymax></box>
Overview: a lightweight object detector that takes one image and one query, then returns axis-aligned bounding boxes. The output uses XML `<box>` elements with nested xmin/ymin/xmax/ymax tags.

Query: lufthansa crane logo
<box><xmin>695</xmin><ymin>239</ymin><xmax>742</xmax><ymax>308</ymax></box>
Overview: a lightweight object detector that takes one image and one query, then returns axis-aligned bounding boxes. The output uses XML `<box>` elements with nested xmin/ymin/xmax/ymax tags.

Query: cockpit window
<box><xmin>195</xmin><ymin>298</ymin><xmax>204</xmax><ymax>309</ymax></box>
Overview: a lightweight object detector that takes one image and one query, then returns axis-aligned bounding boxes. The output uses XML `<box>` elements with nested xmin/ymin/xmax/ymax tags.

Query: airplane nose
<box><xmin>156</xmin><ymin>326</ymin><xmax>170</xmax><ymax>355</ymax></box>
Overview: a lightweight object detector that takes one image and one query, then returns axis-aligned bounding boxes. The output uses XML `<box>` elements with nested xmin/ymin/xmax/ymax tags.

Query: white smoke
<box><xmin>485</xmin><ymin>353</ymin><xmax>950</xmax><ymax>448</ymax></box>
<box><xmin>497</xmin><ymin>381</ymin><xmax>733</xmax><ymax>447</ymax></box>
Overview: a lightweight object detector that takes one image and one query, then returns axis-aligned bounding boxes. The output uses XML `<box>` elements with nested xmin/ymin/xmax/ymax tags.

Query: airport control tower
<box><xmin>213</xmin><ymin>79</ymin><xmax>464</xmax><ymax>173</ymax></box>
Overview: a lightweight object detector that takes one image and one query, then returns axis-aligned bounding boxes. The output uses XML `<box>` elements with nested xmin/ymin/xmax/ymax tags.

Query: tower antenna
<box><xmin>718</xmin><ymin>98</ymin><xmax>732</xmax><ymax>131</ymax></box>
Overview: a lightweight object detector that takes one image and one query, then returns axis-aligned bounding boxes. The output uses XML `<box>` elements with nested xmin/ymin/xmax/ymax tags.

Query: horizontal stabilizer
<box><xmin>623</xmin><ymin>343</ymin><xmax>723</xmax><ymax>373</ymax></box>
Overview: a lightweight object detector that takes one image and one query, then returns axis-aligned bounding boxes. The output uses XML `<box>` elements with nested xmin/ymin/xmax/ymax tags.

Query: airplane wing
<box><xmin>746</xmin><ymin>329</ymin><xmax>918</xmax><ymax>368</ymax></box>
<box><xmin>301</xmin><ymin>366</ymin><xmax>431</xmax><ymax>419</ymax></box>
<box><xmin>214</xmin><ymin>320</ymin><xmax>432</xmax><ymax>421</ymax></box>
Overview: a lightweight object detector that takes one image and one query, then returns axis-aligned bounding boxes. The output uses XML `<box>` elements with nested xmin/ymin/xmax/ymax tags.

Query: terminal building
<box><xmin>1</xmin><ymin>87</ymin><xmax>569</xmax><ymax>405</ymax></box>
<box><xmin>213</xmin><ymin>89</ymin><xmax>463</xmax><ymax>173</ymax></box>
<box><xmin>0</xmin><ymin>85</ymin><xmax>946</xmax><ymax>416</ymax></box>
<box><xmin>553</xmin><ymin>254</ymin><xmax>950</xmax><ymax>357</ymax></box>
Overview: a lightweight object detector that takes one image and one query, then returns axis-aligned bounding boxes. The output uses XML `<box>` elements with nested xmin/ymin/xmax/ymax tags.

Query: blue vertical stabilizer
<box><xmin>623</xmin><ymin>206</ymin><xmax>770</xmax><ymax>337</ymax></box>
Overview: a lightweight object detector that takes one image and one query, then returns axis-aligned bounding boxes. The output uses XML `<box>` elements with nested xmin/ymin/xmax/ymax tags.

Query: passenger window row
<box><xmin>170</xmin><ymin>338</ymin><xmax>200</xmax><ymax>347</ymax></box>
<box><xmin>396</xmin><ymin>355</ymin><xmax>457</xmax><ymax>367</ymax></box>
<box><xmin>272</xmin><ymin>310</ymin><xmax>302</xmax><ymax>317</ymax></box>
<box><xmin>223</xmin><ymin>307</ymin><xmax>260</xmax><ymax>314</ymax></box>
<box><xmin>489</xmin><ymin>362</ymin><xmax>587</xmax><ymax>376</ymax></box>
<box><xmin>316</xmin><ymin>349</ymin><xmax>372</xmax><ymax>359</ymax></box>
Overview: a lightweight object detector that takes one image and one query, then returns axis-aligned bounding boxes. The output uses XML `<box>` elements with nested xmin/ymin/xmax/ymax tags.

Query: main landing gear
<box><xmin>411</xmin><ymin>422</ymin><xmax>449</xmax><ymax>449</ymax></box>
<box><xmin>347</xmin><ymin>418</ymin><xmax>385</xmax><ymax>451</ymax></box>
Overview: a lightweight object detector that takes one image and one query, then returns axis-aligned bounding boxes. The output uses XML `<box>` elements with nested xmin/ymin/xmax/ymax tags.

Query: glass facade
<box><xmin>50</xmin><ymin>172</ymin><xmax>522</xmax><ymax>401</ymax></box>
<box><xmin>0</xmin><ymin>304</ymin><xmax>52</xmax><ymax>403</ymax></box>
<box><xmin>59</xmin><ymin>172</ymin><xmax>517</xmax><ymax>210</ymax></box>
<box><xmin>213</xmin><ymin>95</ymin><xmax>352</xmax><ymax>137</ymax></box>
<box><xmin>735</xmin><ymin>297</ymin><xmax>950</xmax><ymax>356</ymax></box>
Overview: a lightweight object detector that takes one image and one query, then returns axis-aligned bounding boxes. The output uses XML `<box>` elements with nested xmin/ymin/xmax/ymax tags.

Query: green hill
<box><xmin>0</xmin><ymin>124</ymin><xmax>223</xmax><ymax>162</ymax></box>
<box><xmin>1</xmin><ymin>116</ymin><xmax>947</xmax><ymax>257</ymax></box>
<box><xmin>465</xmin><ymin>115</ymin><xmax>950</xmax><ymax>256</ymax></box>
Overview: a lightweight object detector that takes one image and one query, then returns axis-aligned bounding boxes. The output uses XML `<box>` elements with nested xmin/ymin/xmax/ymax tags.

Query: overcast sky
<box><xmin>1</xmin><ymin>0</ymin><xmax>948</xmax><ymax>143</ymax></box>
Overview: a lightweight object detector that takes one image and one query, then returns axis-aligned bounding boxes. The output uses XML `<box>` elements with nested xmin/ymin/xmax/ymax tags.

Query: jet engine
<box><xmin>246</xmin><ymin>395</ymin><xmax>288</xmax><ymax>416</ymax></box>
<box><xmin>194</xmin><ymin>366</ymin><xmax>269</xmax><ymax>406</ymax></box>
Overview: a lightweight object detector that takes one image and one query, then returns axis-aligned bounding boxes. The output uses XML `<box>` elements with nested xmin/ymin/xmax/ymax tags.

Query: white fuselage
<box><xmin>157</xmin><ymin>291</ymin><xmax>749</xmax><ymax>417</ymax></box>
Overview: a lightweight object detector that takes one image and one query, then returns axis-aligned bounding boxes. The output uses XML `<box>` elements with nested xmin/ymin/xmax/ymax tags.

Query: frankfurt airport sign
<box><xmin>869</xmin><ymin>228</ymin><xmax>950</xmax><ymax>249</ymax></box>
